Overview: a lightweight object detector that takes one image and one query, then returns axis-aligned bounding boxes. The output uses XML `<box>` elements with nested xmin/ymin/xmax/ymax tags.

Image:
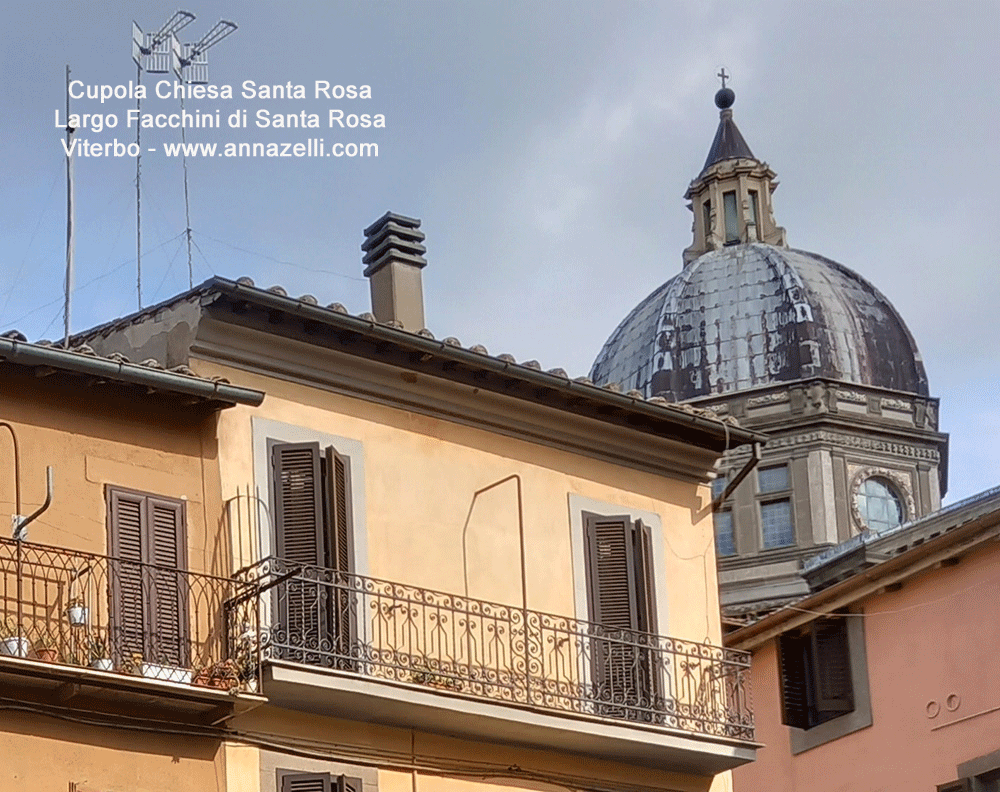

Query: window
<box><xmin>855</xmin><ymin>476</ymin><xmax>904</xmax><ymax>534</ymax></box>
<box><xmin>759</xmin><ymin>464</ymin><xmax>795</xmax><ymax>549</ymax></box>
<box><xmin>279</xmin><ymin>772</ymin><xmax>362</xmax><ymax>792</ymax></box>
<box><xmin>702</xmin><ymin>200</ymin><xmax>712</xmax><ymax>239</ymax></box>
<box><xmin>712</xmin><ymin>476</ymin><xmax>736</xmax><ymax>557</ymax></box>
<box><xmin>748</xmin><ymin>189</ymin><xmax>760</xmax><ymax>237</ymax></box>
<box><xmin>270</xmin><ymin>441</ymin><xmax>355</xmax><ymax>666</ymax></box>
<box><xmin>723</xmin><ymin>191</ymin><xmax>739</xmax><ymax>243</ymax></box>
<box><xmin>106</xmin><ymin>486</ymin><xmax>188</xmax><ymax>669</ymax></box>
<box><xmin>778</xmin><ymin>616</ymin><xmax>853</xmax><ymax>731</ymax></box>
<box><xmin>583</xmin><ymin>512</ymin><xmax>656</xmax><ymax>716</ymax></box>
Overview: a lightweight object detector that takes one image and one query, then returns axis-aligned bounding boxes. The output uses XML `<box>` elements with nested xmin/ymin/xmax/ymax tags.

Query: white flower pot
<box><xmin>67</xmin><ymin>605</ymin><xmax>89</xmax><ymax>626</ymax></box>
<box><xmin>90</xmin><ymin>658</ymin><xmax>113</xmax><ymax>671</ymax></box>
<box><xmin>0</xmin><ymin>637</ymin><xmax>31</xmax><ymax>657</ymax></box>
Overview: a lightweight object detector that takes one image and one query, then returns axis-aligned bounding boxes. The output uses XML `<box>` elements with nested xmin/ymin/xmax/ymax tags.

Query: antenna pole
<box><xmin>64</xmin><ymin>65</ymin><xmax>75</xmax><ymax>349</ymax></box>
<box><xmin>135</xmin><ymin>63</ymin><xmax>143</xmax><ymax>309</ymax></box>
<box><xmin>180</xmin><ymin>92</ymin><xmax>194</xmax><ymax>287</ymax></box>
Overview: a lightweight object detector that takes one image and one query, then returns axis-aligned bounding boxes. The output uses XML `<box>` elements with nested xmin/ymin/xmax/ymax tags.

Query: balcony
<box><xmin>0</xmin><ymin>537</ymin><xmax>262</xmax><ymax>723</ymax></box>
<box><xmin>230</xmin><ymin>558</ymin><xmax>756</xmax><ymax>773</ymax></box>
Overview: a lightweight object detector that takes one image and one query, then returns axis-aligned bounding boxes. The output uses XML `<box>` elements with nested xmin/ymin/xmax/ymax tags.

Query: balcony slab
<box><xmin>0</xmin><ymin>654</ymin><xmax>266</xmax><ymax>725</ymax></box>
<box><xmin>262</xmin><ymin>659</ymin><xmax>758</xmax><ymax>775</ymax></box>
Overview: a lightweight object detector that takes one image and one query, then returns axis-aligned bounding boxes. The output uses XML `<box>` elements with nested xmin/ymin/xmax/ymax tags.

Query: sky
<box><xmin>1</xmin><ymin>1</ymin><xmax>997</xmax><ymax>503</ymax></box>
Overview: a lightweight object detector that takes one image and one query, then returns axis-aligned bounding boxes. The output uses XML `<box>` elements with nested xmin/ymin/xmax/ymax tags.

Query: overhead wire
<box><xmin>195</xmin><ymin>231</ymin><xmax>367</xmax><ymax>281</ymax></box>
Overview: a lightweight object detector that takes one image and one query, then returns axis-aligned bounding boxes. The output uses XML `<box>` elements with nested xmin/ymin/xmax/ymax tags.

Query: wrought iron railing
<box><xmin>230</xmin><ymin>557</ymin><xmax>754</xmax><ymax>741</ymax></box>
<box><xmin>0</xmin><ymin>537</ymin><xmax>258</xmax><ymax>693</ymax></box>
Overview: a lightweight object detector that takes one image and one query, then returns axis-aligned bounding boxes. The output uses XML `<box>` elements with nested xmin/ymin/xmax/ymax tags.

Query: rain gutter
<box><xmin>0</xmin><ymin>336</ymin><xmax>264</xmax><ymax>408</ymax></box>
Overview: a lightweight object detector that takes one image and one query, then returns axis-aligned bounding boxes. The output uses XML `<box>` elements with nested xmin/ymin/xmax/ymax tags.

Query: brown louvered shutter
<box><xmin>325</xmin><ymin>447</ymin><xmax>355</xmax><ymax>667</ymax></box>
<box><xmin>936</xmin><ymin>781</ymin><xmax>973</xmax><ymax>792</ymax></box>
<box><xmin>584</xmin><ymin>514</ymin><xmax>639</xmax><ymax>631</ymax></box>
<box><xmin>632</xmin><ymin>519</ymin><xmax>656</xmax><ymax>634</ymax></box>
<box><xmin>109</xmin><ymin>489</ymin><xmax>146</xmax><ymax>661</ymax></box>
<box><xmin>812</xmin><ymin>618</ymin><xmax>854</xmax><ymax>713</ymax></box>
<box><xmin>326</xmin><ymin>447</ymin><xmax>353</xmax><ymax>574</ymax></box>
<box><xmin>147</xmin><ymin>497</ymin><xmax>189</xmax><ymax>666</ymax></box>
<box><xmin>584</xmin><ymin>513</ymin><xmax>652</xmax><ymax>713</ymax></box>
<box><xmin>281</xmin><ymin>772</ymin><xmax>332</xmax><ymax>792</ymax></box>
<box><xmin>777</xmin><ymin>631</ymin><xmax>811</xmax><ymax>729</ymax></box>
<box><xmin>272</xmin><ymin>443</ymin><xmax>326</xmax><ymax>658</ymax></box>
<box><xmin>108</xmin><ymin>487</ymin><xmax>188</xmax><ymax>668</ymax></box>
<box><xmin>273</xmin><ymin>443</ymin><xmax>325</xmax><ymax>566</ymax></box>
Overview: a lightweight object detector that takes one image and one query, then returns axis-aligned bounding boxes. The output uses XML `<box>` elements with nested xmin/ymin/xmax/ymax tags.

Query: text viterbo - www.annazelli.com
<box><xmin>62</xmin><ymin>139</ymin><xmax>378</xmax><ymax>158</ymax></box>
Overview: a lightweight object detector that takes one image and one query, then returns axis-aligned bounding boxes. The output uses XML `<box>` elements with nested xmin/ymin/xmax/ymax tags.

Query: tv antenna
<box><xmin>176</xmin><ymin>20</ymin><xmax>238</xmax><ymax>287</ymax></box>
<box><xmin>131</xmin><ymin>11</ymin><xmax>196</xmax><ymax>309</ymax></box>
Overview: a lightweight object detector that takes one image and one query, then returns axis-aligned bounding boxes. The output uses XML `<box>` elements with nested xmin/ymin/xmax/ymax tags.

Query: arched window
<box><xmin>855</xmin><ymin>477</ymin><xmax>905</xmax><ymax>534</ymax></box>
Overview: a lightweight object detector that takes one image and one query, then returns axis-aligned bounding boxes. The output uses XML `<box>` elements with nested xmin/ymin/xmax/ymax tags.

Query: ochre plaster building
<box><xmin>2</xmin><ymin>212</ymin><xmax>764</xmax><ymax>791</ymax></box>
<box><xmin>0</xmin><ymin>332</ymin><xmax>265</xmax><ymax>791</ymax></box>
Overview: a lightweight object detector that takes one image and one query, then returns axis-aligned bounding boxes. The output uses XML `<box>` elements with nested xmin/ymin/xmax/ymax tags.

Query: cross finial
<box><xmin>717</xmin><ymin>68</ymin><xmax>729</xmax><ymax>89</ymax></box>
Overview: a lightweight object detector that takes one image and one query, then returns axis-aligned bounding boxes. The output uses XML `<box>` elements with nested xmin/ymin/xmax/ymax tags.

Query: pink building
<box><xmin>727</xmin><ymin>487</ymin><xmax>1000</xmax><ymax>791</ymax></box>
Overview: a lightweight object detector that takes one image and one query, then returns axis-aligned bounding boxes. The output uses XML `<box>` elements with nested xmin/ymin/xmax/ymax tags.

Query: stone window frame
<box><xmin>848</xmin><ymin>466</ymin><xmax>915</xmax><ymax>534</ymax></box>
<box><xmin>757</xmin><ymin>463</ymin><xmax>796</xmax><ymax>551</ymax></box>
<box><xmin>786</xmin><ymin>610</ymin><xmax>873</xmax><ymax>754</ymax></box>
<box><xmin>251</xmin><ymin>415</ymin><xmax>370</xmax><ymax>576</ymax></box>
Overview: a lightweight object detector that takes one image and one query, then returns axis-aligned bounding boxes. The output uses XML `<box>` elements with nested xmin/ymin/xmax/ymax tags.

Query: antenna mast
<box><xmin>177</xmin><ymin>19</ymin><xmax>238</xmax><ymax>286</ymax></box>
<box><xmin>132</xmin><ymin>10</ymin><xmax>196</xmax><ymax>308</ymax></box>
<box><xmin>64</xmin><ymin>65</ymin><xmax>75</xmax><ymax>349</ymax></box>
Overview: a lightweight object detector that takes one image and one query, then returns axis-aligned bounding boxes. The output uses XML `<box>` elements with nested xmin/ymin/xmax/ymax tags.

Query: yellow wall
<box><xmin>0</xmin><ymin>711</ymin><xmax>225</xmax><ymax>792</ymax></box>
<box><xmin>201</xmin><ymin>361</ymin><xmax>721</xmax><ymax>646</ymax></box>
<box><xmin>0</xmin><ymin>374</ymin><xmax>227</xmax><ymax>576</ymax></box>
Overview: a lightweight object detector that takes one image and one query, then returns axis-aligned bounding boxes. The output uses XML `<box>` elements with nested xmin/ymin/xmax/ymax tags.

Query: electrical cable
<box><xmin>195</xmin><ymin>231</ymin><xmax>367</xmax><ymax>281</ymax></box>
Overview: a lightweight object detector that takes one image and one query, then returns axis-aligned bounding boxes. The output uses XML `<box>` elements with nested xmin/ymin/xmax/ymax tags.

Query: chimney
<box><xmin>361</xmin><ymin>212</ymin><xmax>427</xmax><ymax>332</ymax></box>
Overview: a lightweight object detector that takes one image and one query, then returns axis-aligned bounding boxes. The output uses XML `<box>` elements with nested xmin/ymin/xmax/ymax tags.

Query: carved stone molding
<box><xmin>836</xmin><ymin>389</ymin><xmax>868</xmax><ymax>404</ymax></box>
<box><xmin>848</xmin><ymin>466</ymin><xmax>916</xmax><ymax>532</ymax></box>
<box><xmin>747</xmin><ymin>392</ymin><xmax>790</xmax><ymax>407</ymax></box>
<box><xmin>762</xmin><ymin>430</ymin><xmax>940</xmax><ymax>461</ymax></box>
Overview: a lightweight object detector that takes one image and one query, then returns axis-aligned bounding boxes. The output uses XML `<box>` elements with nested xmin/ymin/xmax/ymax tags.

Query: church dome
<box><xmin>590</xmin><ymin>243</ymin><xmax>929</xmax><ymax>400</ymax></box>
<box><xmin>591</xmin><ymin>80</ymin><xmax>928</xmax><ymax>402</ymax></box>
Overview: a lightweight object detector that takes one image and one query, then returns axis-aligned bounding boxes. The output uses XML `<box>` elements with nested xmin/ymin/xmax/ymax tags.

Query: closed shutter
<box><xmin>584</xmin><ymin>513</ymin><xmax>654</xmax><ymax>714</ymax></box>
<box><xmin>272</xmin><ymin>442</ymin><xmax>328</xmax><ymax>660</ymax></box>
<box><xmin>632</xmin><ymin>519</ymin><xmax>656</xmax><ymax>634</ymax></box>
<box><xmin>326</xmin><ymin>447</ymin><xmax>355</xmax><ymax>667</ymax></box>
<box><xmin>812</xmin><ymin>618</ymin><xmax>853</xmax><ymax>713</ymax></box>
<box><xmin>147</xmin><ymin>497</ymin><xmax>189</xmax><ymax>666</ymax></box>
<box><xmin>585</xmin><ymin>514</ymin><xmax>639</xmax><ymax>631</ymax></box>
<box><xmin>936</xmin><ymin>781</ymin><xmax>972</xmax><ymax>792</ymax></box>
<box><xmin>273</xmin><ymin>443</ymin><xmax>325</xmax><ymax>566</ymax></box>
<box><xmin>281</xmin><ymin>773</ymin><xmax>332</xmax><ymax>792</ymax></box>
<box><xmin>777</xmin><ymin>632</ymin><xmax>810</xmax><ymax>729</ymax></box>
<box><xmin>109</xmin><ymin>489</ymin><xmax>146</xmax><ymax>661</ymax></box>
<box><xmin>279</xmin><ymin>773</ymin><xmax>361</xmax><ymax>792</ymax></box>
<box><xmin>107</xmin><ymin>487</ymin><xmax>188</xmax><ymax>667</ymax></box>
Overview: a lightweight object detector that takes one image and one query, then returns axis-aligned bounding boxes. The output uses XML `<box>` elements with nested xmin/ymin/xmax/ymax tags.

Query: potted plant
<box><xmin>33</xmin><ymin>630</ymin><xmax>59</xmax><ymax>663</ymax></box>
<box><xmin>193</xmin><ymin>659</ymin><xmax>240</xmax><ymax>691</ymax></box>
<box><xmin>87</xmin><ymin>634</ymin><xmax>113</xmax><ymax>671</ymax></box>
<box><xmin>66</xmin><ymin>598</ymin><xmax>88</xmax><ymax>627</ymax></box>
<box><xmin>0</xmin><ymin>617</ymin><xmax>31</xmax><ymax>658</ymax></box>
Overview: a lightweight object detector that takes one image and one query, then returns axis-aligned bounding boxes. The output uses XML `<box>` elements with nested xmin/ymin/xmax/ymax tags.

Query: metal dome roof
<box><xmin>590</xmin><ymin>243</ymin><xmax>929</xmax><ymax>401</ymax></box>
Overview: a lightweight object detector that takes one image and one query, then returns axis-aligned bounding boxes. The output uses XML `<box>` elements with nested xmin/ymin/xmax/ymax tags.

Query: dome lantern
<box><xmin>683</xmin><ymin>73</ymin><xmax>787</xmax><ymax>265</ymax></box>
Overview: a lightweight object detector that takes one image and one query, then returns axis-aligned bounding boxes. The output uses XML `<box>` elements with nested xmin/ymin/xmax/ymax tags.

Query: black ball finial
<box><xmin>715</xmin><ymin>87</ymin><xmax>735</xmax><ymax>109</ymax></box>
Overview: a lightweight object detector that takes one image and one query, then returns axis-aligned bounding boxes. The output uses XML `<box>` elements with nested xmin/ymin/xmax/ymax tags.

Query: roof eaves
<box><xmin>0</xmin><ymin>334</ymin><xmax>264</xmax><ymax>408</ymax></box>
<box><xmin>209</xmin><ymin>277</ymin><xmax>766</xmax><ymax>449</ymax></box>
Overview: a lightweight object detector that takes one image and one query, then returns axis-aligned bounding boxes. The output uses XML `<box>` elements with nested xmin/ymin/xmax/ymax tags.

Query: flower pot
<box><xmin>35</xmin><ymin>648</ymin><xmax>58</xmax><ymax>663</ymax></box>
<box><xmin>90</xmin><ymin>658</ymin><xmax>113</xmax><ymax>671</ymax></box>
<box><xmin>0</xmin><ymin>637</ymin><xmax>31</xmax><ymax>658</ymax></box>
<box><xmin>67</xmin><ymin>605</ymin><xmax>89</xmax><ymax>626</ymax></box>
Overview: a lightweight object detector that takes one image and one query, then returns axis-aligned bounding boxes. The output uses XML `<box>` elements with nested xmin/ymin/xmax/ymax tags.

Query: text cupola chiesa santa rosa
<box><xmin>590</xmin><ymin>76</ymin><xmax>949</xmax><ymax>623</ymax></box>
